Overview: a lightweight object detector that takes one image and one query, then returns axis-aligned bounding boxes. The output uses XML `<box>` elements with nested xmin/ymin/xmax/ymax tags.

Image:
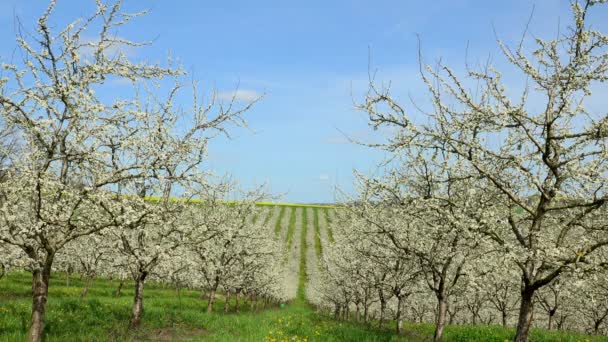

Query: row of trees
<box><xmin>0</xmin><ymin>1</ymin><xmax>286</xmax><ymax>341</ymax></box>
<box><xmin>52</xmin><ymin>196</ymin><xmax>288</xmax><ymax>321</ymax></box>
<box><xmin>316</xmin><ymin>197</ymin><xmax>608</xmax><ymax>339</ymax></box>
<box><xmin>315</xmin><ymin>1</ymin><xmax>608</xmax><ymax>341</ymax></box>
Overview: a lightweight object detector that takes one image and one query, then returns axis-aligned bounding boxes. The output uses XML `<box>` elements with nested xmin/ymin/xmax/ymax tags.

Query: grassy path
<box><xmin>312</xmin><ymin>208</ymin><xmax>322</xmax><ymax>259</ymax></box>
<box><xmin>0</xmin><ymin>272</ymin><xmax>398</xmax><ymax>341</ymax></box>
<box><xmin>273</xmin><ymin>206</ymin><xmax>286</xmax><ymax>237</ymax></box>
<box><xmin>297</xmin><ymin>208</ymin><xmax>308</xmax><ymax>303</ymax></box>
<box><xmin>323</xmin><ymin>208</ymin><xmax>334</xmax><ymax>243</ymax></box>
<box><xmin>285</xmin><ymin>207</ymin><xmax>297</xmax><ymax>248</ymax></box>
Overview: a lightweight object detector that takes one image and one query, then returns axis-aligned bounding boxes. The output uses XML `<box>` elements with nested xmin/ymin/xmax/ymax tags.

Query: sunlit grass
<box><xmin>298</xmin><ymin>208</ymin><xmax>308</xmax><ymax>303</ymax></box>
<box><xmin>0</xmin><ymin>272</ymin><xmax>397</xmax><ymax>341</ymax></box>
<box><xmin>323</xmin><ymin>208</ymin><xmax>334</xmax><ymax>242</ymax></box>
<box><xmin>285</xmin><ymin>207</ymin><xmax>297</xmax><ymax>248</ymax></box>
<box><xmin>313</xmin><ymin>208</ymin><xmax>322</xmax><ymax>259</ymax></box>
<box><xmin>274</xmin><ymin>206</ymin><xmax>286</xmax><ymax>237</ymax></box>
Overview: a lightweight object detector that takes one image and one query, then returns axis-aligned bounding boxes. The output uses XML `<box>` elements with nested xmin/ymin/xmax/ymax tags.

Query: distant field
<box><xmin>256</xmin><ymin>202</ymin><xmax>340</xmax><ymax>209</ymax></box>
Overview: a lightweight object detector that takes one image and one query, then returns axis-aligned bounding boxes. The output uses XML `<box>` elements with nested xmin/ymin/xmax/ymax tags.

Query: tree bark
<box><xmin>514</xmin><ymin>286</ymin><xmax>535</xmax><ymax>342</ymax></box>
<box><xmin>27</xmin><ymin>254</ymin><xmax>53</xmax><ymax>342</ymax></box>
<box><xmin>207</xmin><ymin>277</ymin><xmax>220</xmax><ymax>313</ymax></box>
<box><xmin>594</xmin><ymin>318</ymin><xmax>604</xmax><ymax>335</ymax></box>
<box><xmin>81</xmin><ymin>276</ymin><xmax>93</xmax><ymax>299</ymax></box>
<box><xmin>396</xmin><ymin>296</ymin><xmax>405</xmax><ymax>334</ymax></box>
<box><xmin>176</xmin><ymin>285</ymin><xmax>182</xmax><ymax>309</ymax></box>
<box><xmin>500</xmin><ymin>309</ymin><xmax>507</xmax><ymax>327</ymax></box>
<box><xmin>547</xmin><ymin>310</ymin><xmax>555</xmax><ymax>330</ymax></box>
<box><xmin>129</xmin><ymin>271</ymin><xmax>147</xmax><ymax>329</ymax></box>
<box><xmin>115</xmin><ymin>280</ymin><xmax>124</xmax><ymax>297</ymax></box>
<box><xmin>224</xmin><ymin>290</ymin><xmax>231</xmax><ymax>313</ymax></box>
<box><xmin>207</xmin><ymin>288</ymin><xmax>216</xmax><ymax>313</ymax></box>
<box><xmin>433</xmin><ymin>296</ymin><xmax>448</xmax><ymax>342</ymax></box>
<box><xmin>344</xmin><ymin>301</ymin><xmax>350</xmax><ymax>320</ymax></box>
<box><xmin>378</xmin><ymin>289</ymin><xmax>386</xmax><ymax>329</ymax></box>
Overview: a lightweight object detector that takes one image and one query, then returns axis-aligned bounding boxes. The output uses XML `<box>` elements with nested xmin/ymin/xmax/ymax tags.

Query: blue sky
<box><xmin>1</xmin><ymin>1</ymin><xmax>607</xmax><ymax>203</ymax></box>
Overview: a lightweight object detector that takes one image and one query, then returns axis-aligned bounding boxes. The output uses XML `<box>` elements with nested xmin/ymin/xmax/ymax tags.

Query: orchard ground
<box><xmin>0</xmin><ymin>204</ymin><xmax>605</xmax><ymax>342</ymax></box>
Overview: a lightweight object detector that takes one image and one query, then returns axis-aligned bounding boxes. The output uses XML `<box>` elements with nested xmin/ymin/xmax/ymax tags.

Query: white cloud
<box><xmin>319</xmin><ymin>174</ymin><xmax>330</xmax><ymax>181</ymax></box>
<box><xmin>217</xmin><ymin>89</ymin><xmax>261</xmax><ymax>102</ymax></box>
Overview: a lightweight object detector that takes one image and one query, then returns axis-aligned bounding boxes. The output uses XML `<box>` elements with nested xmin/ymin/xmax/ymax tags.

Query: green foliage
<box><xmin>263</xmin><ymin>206</ymin><xmax>274</xmax><ymax>226</ymax></box>
<box><xmin>274</xmin><ymin>206</ymin><xmax>286</xmax><ymax>237</ymax></box>
<box><xmin>286</xmin><ymin>207</ymin><xmax>297</xmax><ymax>248</ymax></box>
<box><xmin>0</xmin><ymin>272</ymin><xmax>395</xmax><ymax>341</ymax></box>
<box><xmin>298</xmin><ymin>208</ymin><xmax>308</xmax><ymax>302</ymax></box>
<box><xmin>323</xmin><ymin>208</ymin><xmax>334</xmax><ymax>242</ymax></box>
<box><xmin>313</xmin><ymin>208</ymin><xmax>322</xmax><ymax>258</ymax></box>
<box><xmin>256</xmin><ymin>202</ymin><xmax>338</xmax><ymax>209</ymax></box>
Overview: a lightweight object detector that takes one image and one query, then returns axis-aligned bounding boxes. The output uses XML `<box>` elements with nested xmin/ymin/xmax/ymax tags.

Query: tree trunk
<box><xmin>344</xmin><ymin>301</ymin><xmax>350</xmax><ymax>320</ymax></box>
<box><xmin>207</xmin><ymin>288</ymin><xmax>216</xmax><ymax>313</ymax></box>
<box><xmin>129</xmin><ymin>271</ymin><xmax>147</xmax><ymax>329</ymax></box>
<box><xmin>355</xmin><ymin>303</ymin><xmax>360</xmax><ymax>322</ymax></box>
<box><xmin>28</xmin><ymin>254</ymin><xmax>53</xmax><ymax>342</ymax></box>
<box><xmin>115</xmin><ymin>280</ymin><xmax>124</xmax><ymax>297</ymax></box>
<box><xmin>514</xmin><ymin>286</ymin><xmax>535</xmax><ymax>342</ymax></box>
<box><xmin>378</xmin><ymin>290</ymin><xmax>386</xmax><ymax>329</ymax></box>
<box><xmin>81</xmin><ymin>276</ymin><xmax>93</xmax><ymax>299</ymax></box>
<box><xmin>433</xmin><ymin>296</ymin><xmax>448</xmax><ymax>342</ymax></box>
<box><xmin>224</xmin><ymin>290</ymin><xmax>231</xmax><ymax>313</ymax></box>
<box><xmin>176</xmin><ymin>285</ymin><xmax>182</xmax><ymax>309</ymax></box>
<box><xmin>502</xmin><ymin>310</ymin><xmax>508</xmax><ymax>327</ymax></box>
<box><xmin>396</xmin><ymin>296</ymin><xmax>404</xmax><ymax>334</ymax></box>
<box><xmin>235</xmin><ymin>291</ymin><xmax>240</xmax><ymax>313</ymax></box>
<box><xmin>547</xmin><ymin>311</ymin><xmax>555</xmax><ymax>330</ymax></box>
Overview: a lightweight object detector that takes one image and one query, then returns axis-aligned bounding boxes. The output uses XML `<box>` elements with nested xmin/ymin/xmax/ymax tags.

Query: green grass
<box><xmin>313</xmin><ymin>208</ymin><xmax>322</xmax><ymax>259</ymax></box>
<box><xmin>0</xmin><ymin>272</ymin><xmax>398</xmax><ymax>342</ymax></box>
<box><xmin>274</xmin><ymin>206</ymin><xmax>286</xmax><ymax>237</ymax></box>
<box><xmin>323</xmin><ymin>208</ymin><xmax>334</xmax><ymax>242</ymax></box>
<box><xmin>256</xmin><ymin>202</ymin><xmax>338</xmax><ymax>209</ymax></box>
<box><xmin>1</xmin><ymin>269</ymin><xmax>605</xmax><ymax>341</ymax></box>
<box><xmin>262</xmin><ymin>206</ymin><xmax>274</xmax><ymax>226</ymax></box>
<box><xmin>298</xmin><ymin>208</ymin><xmax>308</xmax><ymax>302</ymax></box>
<box><xmin>285</xmin><ymin>207</ymin><xmax>297</xmax><ymax>248</ymax></box>
<box><xmin>400</xmin><ymin>322</ymin><xmax>607</xmax><ymax>342</ymax></box>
